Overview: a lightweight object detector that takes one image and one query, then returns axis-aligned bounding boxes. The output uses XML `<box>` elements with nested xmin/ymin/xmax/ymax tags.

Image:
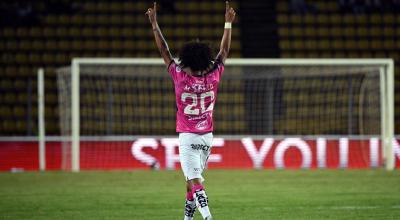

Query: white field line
<box><xmin>262</xmin><ymin>207</ymin><xmax>274</xmax><ymax>210</ymax></box>
<box><xmin>261</xmin><ymin>205</ymin><xmax>400</xmax><ymax>210</ymax></box>
<box><xmin>328</xmin><ymin>206</ymin><xmax>379</xmax><ymax>210</ymax></box>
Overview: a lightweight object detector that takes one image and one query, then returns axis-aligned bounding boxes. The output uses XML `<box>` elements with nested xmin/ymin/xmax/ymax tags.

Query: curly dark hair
<box><xmin>178</xmin><ymin>40</ymin><xmax>214</xmax><ymax>72</ymax></box>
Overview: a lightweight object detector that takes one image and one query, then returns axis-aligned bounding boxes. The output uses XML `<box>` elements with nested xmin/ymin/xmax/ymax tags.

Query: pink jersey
<box><xmin>168</xmin><ymin>61</ymin><xmax>224</xmax><ymax>133</ymax></box>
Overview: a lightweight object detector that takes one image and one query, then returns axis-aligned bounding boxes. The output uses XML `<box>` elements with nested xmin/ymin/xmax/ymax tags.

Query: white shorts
<box><xmin>179</xmin><ymin>132</ymin><xmax>213</xmax><ymax>182</ymax></box>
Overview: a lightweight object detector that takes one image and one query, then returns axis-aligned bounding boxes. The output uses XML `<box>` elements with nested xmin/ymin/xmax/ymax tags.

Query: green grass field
<box><xmin>0</xmin><ymin>170</ymin><xmax>399</xmax><ymax>220</ymax></box>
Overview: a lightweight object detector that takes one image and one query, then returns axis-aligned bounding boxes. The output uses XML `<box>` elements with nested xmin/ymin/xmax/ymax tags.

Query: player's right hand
<box><xmin>225</xmin><ymin>1</ymin><xmax>236</xmax><ymax>23</ymax></box>
<box><xmin>146</xmin><ymin>2</ymin><xmax>157</xmax><ymax>24</ymax></box>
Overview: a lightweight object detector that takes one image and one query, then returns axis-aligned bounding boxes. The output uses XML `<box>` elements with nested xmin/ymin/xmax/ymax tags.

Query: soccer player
<box><xmin>146</xmin><ymin>2</ymin><xmax>236</xmax><ymax>220</ymax></box>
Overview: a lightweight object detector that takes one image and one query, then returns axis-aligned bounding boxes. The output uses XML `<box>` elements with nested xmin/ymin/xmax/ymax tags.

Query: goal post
<box><xmin>71</xmin><ymin>60</ymin><xmax>80</xmax><ymax>172</ymax></box>
<box><xmin>385</xmin><ymin>60</ymin><xmax>395</xmax><ymax>170</ymax></box>
<box><xmin>61</xmin><ymin>58</ymin><xmax>394</xmax><ymax>171</ymax></box>
<box><xmin>37</xmin><ymin>68</ymin><xmax>46</xmax><ymax>171</ymax></box>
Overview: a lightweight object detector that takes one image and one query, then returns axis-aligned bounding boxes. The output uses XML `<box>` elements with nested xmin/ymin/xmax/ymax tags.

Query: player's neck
<box><xmin>185</xmin><ymin>63</ymin><xmax>213</xmax><ymax>76</ymax></box>
<box><xmin>183</xmin><ymin>68</ymin><xmax>203</xmax><ymax>76</ymax></box>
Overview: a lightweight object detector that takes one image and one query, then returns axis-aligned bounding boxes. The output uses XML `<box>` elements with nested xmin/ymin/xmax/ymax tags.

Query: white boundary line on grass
<box><xmin>262</xmin><ymin>205</ymin><xmax>400</xmax><ymax>210</ymax></box>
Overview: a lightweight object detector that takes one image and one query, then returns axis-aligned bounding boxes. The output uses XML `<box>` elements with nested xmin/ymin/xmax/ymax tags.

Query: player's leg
<box><xmin>179</xmin><ymin>133</ymin><xmax>198</xmax><ymax>220</ymax></box>
<box><xmin>179</xmin><ymin>132</ymin><xmax>213</xmax><ymax>220</ymax></box>
<box><xmin>191</xmin><ymin>178</ymin><xmax>212</xmax><ymax>220</ymax></box>
<box><xmin>184</xmin><ymin>180</ymin><xmax>196</xmax><ymax>220</ymax></box>
<box><xmin>190</xmin><ymin>136</ymin><xmax>213</xmax><ymax>220</ymax></box>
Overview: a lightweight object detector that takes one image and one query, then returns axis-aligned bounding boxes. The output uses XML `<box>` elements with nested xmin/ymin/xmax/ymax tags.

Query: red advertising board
<box><xmin>0</xmin><ymin>137</ymin><xmax>399</xmax><ymax>171</ymax></box>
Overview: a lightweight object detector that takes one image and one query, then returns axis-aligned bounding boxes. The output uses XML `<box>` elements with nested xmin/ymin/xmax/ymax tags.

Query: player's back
<box><xmin>168</xmin><ymin>61</ymin><xmax>225</xmax><ymax>133</ymax></box>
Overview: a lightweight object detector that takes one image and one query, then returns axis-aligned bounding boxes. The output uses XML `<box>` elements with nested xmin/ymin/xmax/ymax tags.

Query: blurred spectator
<box><xmin>43</xmin><ymin>0</ymin><xmax>78</xmax><ymax>14</ymax></box>
<box><xmin>339</xmin><ymin>0</ymin><xmax>400</xmax><ymax>13</ymax></box>
<box><xmin>390</xmin><ymin>0</ymin><xmax>400</xmax><ymax>12</ymax></box>
<box><xmin>0</xmin><ymin>2</ymin><xmax>38</xmax><ymax>26</ymax></box>
<box><xmin>290</xmin><ymin>0</ymin><xmax>316</xmax><ymax>14</ymax></box>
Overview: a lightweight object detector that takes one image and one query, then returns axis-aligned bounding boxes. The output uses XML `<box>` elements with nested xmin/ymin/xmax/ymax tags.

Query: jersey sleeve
<box><xmin>167</xmin><ymin>61</ymin><xmax>178</xmax><ymax>81</ymax></box>
<box><xmin>215</xmin><ymin>60</ymin><xmax>225</xmax><ymax>78</ymax></box>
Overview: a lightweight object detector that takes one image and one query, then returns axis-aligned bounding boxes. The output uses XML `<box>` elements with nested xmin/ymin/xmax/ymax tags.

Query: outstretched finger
<box><xmin>154</xmin><ymin>2</ymin><xmax>157</xmax><ymax>12</ymax></box>
<box><xmin>145</xmin><ymin>8</ymin><xmax>151</xmax><ymax>15</ymax></box>
<box><xmin>226</xmin><ymin>1</ymin><xmax>229</xmax><ymax>12</ymax></box>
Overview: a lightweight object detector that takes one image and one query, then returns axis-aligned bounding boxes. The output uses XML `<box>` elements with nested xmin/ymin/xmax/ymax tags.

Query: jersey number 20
<box><xmin>181</xmin><ymin>91</ymin><xmax>215</xmax><ymax>115</ymax></box>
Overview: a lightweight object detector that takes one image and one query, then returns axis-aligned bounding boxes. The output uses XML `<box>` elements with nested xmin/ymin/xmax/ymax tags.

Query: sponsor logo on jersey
<box><xmin>195</xmin><ymin>120</ymin><xmax>208</xmax><ymax>130</ymax></box>
<box><xmin>191</xmin><ymin>144</ymin><xmax>210</xmax><ymax>151</ymax></box>
<box><xmin>187</xmin><ymin>113</ymin><xmax>210</xmax><ymax>121</ymax></box>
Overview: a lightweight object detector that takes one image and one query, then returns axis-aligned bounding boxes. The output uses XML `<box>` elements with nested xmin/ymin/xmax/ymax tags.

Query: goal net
<box><xmin>56</xmin><ymin>58</ymin><xmax>394</xmax><ymax>171</ymax></box>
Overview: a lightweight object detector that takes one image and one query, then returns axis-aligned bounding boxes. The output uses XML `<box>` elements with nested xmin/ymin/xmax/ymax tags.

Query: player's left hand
<box><xmin>225</xmin><ymin>1</ymin><xmax>236</xmax><ymax>23</ymax></box>
<box><xmin>146</xmin><ymin>2</ymin><xmax>157</xmax><ymax>24</ymax></box>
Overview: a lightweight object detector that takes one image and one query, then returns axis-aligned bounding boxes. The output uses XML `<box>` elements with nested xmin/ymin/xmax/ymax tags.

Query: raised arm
<box><xmin>146</xmin><ymin>2</ymin><xmax>173</xmax><ymax>67</ymax></box>
<box><xmin>216</xmin><ymin>1</ymin><xmax>236</xmax><ymax>64</ymax></box>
